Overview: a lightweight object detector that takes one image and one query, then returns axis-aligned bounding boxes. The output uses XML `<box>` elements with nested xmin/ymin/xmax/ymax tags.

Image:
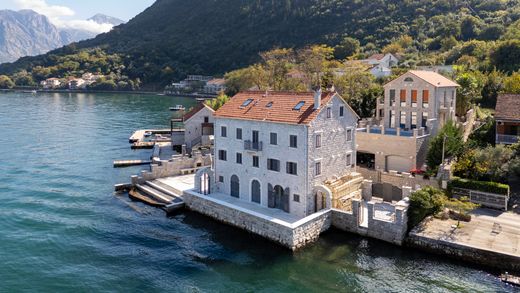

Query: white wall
<box><xmin>214</xmin><ymin>118</ymin><xmax>309</xmax><ymax>217</ymax></box>
<box><xmin>184</xmin><ymin>106</ymin><xmax>214</xmax><ymax>148</ymax></box>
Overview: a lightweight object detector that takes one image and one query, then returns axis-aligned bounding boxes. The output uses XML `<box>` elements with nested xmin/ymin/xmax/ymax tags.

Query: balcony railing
<box><xmin>244</xmin><ymin>140</ymin><xmax>263</xmax><ymax>151</ymax></box>
<box><xmin>497</xmin><ymin>134</ymin><xmax>519</xmax><ymax>144</ymax></box>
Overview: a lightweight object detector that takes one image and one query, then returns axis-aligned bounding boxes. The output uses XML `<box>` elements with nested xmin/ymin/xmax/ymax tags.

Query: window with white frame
<box><xmin>315</xmin><ymin>134</ymin><xmax>322</xmax><ymax>148</ymax></box>
<box><xmin>315</xmin><ymin>162</ymin><xmax>322</xmax><ymax>176</ymax></box>
<box><xmin>327</xmin><ymin>107</ymin><xmax>332</xmax><ymax>118</ymax></box>
<box><xmin>346</xmin><ymin>153</ymin><xmax>352</xmax><ymax>166</ymax></box>
<box><xmin>346</xmin><ymin>129</ymin><xmax>352</xmax><ymax>141</ymax></box>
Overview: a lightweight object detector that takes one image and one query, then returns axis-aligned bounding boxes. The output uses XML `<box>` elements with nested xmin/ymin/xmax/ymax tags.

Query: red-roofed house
<box><xmin>496</xmin><ymin>94</ymin><xmax>520</xmax><ymax>145</ymax></box>
<box><xmin>205</xmin><ymin>89</ymin><xmax>359</xmax><ymax>218</ymax></box>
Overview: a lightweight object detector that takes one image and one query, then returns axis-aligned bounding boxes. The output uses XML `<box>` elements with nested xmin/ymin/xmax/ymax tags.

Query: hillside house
<box><xmin>357</xmin><ymin>70</ymin><xmax>460</xmax><ymax>172</ymax></box>
<box><xmin>203</xmin><ymin>78</ymin><xmax>226</xmax><ymax>94</ymax></box>
<box><xmin>496</xmin><ymin>94</ymin><xmax>520</xmax><ymax>145</ymax></box>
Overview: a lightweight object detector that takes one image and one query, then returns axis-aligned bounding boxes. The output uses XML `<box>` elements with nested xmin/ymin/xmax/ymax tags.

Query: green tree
<box><xmin>0</xmin><ymin>75</ymin><xmax>15</xmax><ymax>89</ymax></box>
<box><xmin>460</xmin><ymin>15</ymin><xmax>482</xmax><ymax>41</ymax></box>
<box><xmin>481</xmin><ymin>70</ymin><xmax>503</xmax><ymax>108</ymax></box>
<box><xmin>297</xmin><ymin>44</ymin><xmax>336</xmax><ymax>88</ymax></box>
<box><xmin>503</xmin><ymin>72</ymin><xmax>520</xmax><ymax>94</ymax></box>
<box><xmin>490</xmin><ymin>40</ymin><xmax>520</xmax><ymax>73</ymax></box>
<box><xmin>206</xmin><ymin>93</ymin><xmax>230</xmax><ymax>110</ymax></box>
<box><xmin>12</xmin><ymin>71</ymin><xmax>35</xmax><ymax>86</ymax></box>
<box><xmin>444</xmin><ymin>197</ymin><xmax>478</xmax><ymax>228</ymax></box>
<box><xmin>334</xmin><ymin>37</ymin><xmax>360</xmax><ymax>60</ymax></box>
<box><xmin>455</xmin><ymin>71</ymin><xmax>484</xmax><ymax>116</ymax></box>
<box><xmin>260</xmin><ymin>48</ymin><xmax>294</xmax><ymax>91</ymax></box>
<box><xmin>408</xmin><ymin>186</ymin><xmax>447</xmax><ymax>229</ymax></box>
<box><xmin>426</xmin><ymin>120</ymin><xmax>464</xmax><ymax>171</ymax></box>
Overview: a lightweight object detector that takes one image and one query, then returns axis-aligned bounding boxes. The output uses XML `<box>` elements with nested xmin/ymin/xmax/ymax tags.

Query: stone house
<box><xmin>365</xmin><ymin>53</ymin><xmax>400</xmax><ymax>68</ymax></box>
<box><xmin>495</xmin><ymin>94</ymin><xmax>520</xmax><ymax>145</ymax></box>
<box><xmin>357</xmin><ymin>70</ymin><xmax>460</xmax><ymax>172</ymax></box>
<box><xmin>203</xmin><ymin>90</ymin><xmax>359</xmax><ymax>218</ymax></box>
<box><xmin>183</xmin><ymin>103</ymin><xmax>215</xmax><ymax>149</ymax></box>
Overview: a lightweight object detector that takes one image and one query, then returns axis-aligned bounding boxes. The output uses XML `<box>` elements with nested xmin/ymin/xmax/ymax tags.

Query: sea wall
<box><xmin>183</xmin><ymin>189</ymin><xmax>332</xmax><ymax>250</ymax></box>
<box><xmin>407</xmin><ymin>232</ymin><xmax>520</xmax><ymax>272</ymax></box>
<box><xmin>331</xmin><ymin>199</ymin><xmax>408</xmax><ymax>246</ymax></box>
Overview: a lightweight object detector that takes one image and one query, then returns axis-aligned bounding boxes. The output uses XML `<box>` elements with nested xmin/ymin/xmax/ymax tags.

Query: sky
<box><xmin>2</xmin><ymin>0</ymin><xmax>155</xmax><ymax>33</ymax></box>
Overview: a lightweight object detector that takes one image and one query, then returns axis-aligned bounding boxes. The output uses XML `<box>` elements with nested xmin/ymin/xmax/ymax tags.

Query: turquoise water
<box><xmin>0</xmin><ymin>92</ymin><xmax>515</xmax><ymax>292</ymax></box>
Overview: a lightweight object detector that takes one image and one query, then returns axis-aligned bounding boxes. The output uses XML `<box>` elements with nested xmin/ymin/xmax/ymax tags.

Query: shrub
<box><xmin>447</xmin><ymin>177</ymin><xmax>510</xmax><ymax>195</ymax></box>
<box><xmin>408</xmin><ymin>186</ymin><xmax>447</xmax><ymax>229</ymax></box>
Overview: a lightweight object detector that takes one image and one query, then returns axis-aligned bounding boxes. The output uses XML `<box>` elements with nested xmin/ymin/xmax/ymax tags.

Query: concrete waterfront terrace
<box><xmin>408</xmin><ymin>208</ymin><xmax>520</xmax><ymax>271</ymax></box>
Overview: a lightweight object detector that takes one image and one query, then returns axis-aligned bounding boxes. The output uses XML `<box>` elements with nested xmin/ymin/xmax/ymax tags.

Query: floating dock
<box><xmin>113</xmin><ymin>160</ymin><xmax>152</xmax><ymax>168</ymax></box>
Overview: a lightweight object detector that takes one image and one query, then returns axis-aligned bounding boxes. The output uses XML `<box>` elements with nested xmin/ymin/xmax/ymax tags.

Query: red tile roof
<box><xmin>496</xmin><ymin>94</ymin><xmax>520</xmax><ymax>121</ymax></box>
<box><xmin>214</xmin><ymin>91</ymin><xmax>341</xmax><ymax>125</ymax></box>
<box><xmin>368</xmin><ymin>53</ymin><xmax>385</xmax><ymax>60</ymax></box>
<box><xmin>183</xmin><ymin>103</ymin><xmax>214</xmax><ymax>122</ymax></box>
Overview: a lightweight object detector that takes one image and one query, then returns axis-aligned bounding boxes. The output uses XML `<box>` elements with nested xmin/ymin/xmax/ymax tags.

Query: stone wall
<box><xmin>183</xmin><ymin>189</ymin><xmax>332</xmax><ymax>250</ymax></box>
<box><xmin>407</xmin><ymin>231</ymin><xmax>520</xmax><ymax>272</ymax></box>
<box><xmin>331</xmin><ymin>197</ymin><xmax>409</xmax><ymax>245</ymax></box>
<box><xmin>141</xmin><ymin>151</ymin><xmax>212</xmax><ymax>180</ymax></box>
<box><xmin>307</xmin><ymin>94</ymin><xmax>359</xmax><ymax>214</ymax></box>
<box><xmin>357</xmin><ymin>167</ymin><xmax>439</xmax><ymax>190</ymax></box>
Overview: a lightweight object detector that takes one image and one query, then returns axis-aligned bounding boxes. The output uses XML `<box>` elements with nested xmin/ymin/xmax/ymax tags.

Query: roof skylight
<box><xmin>293</xmin><ymin>101</ymin><xmax>305</xmax><ymax>110</ymax></box>
<box><xmin>241</xmin><ymin>98</ymin><xmax>254</xmax><ymax>108</ymax></box>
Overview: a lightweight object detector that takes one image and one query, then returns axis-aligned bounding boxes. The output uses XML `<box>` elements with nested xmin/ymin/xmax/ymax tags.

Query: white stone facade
<box><xmin>213</xmin><ymin>94</ymin><xmax>358</xmax><ymax>219</ymax></box>
<box><xmin>184</xmin><ymin>105</ymin><xmax>215</xmax><ymax>148</ymax></box>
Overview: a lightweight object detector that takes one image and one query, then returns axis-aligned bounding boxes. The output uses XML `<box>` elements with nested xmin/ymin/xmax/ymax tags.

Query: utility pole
<box><xmin>441</xmin><ymin>134</ymin><xmax>447</xmax><ymax>163</ymax></box>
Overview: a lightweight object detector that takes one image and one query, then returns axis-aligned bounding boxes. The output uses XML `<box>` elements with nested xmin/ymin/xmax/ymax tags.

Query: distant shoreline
<box><xmin>0</xmin><ymin>88</ymin><xmax>217</xmax><ymax>99</ymax></box>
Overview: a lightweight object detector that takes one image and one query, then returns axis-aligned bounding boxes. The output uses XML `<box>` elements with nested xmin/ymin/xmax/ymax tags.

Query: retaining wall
<box><xmin>183</xmin><ymin>189</ymin><xmax>332</xmax><ymax>250</ymax></box>
<box><xmin>407</xmin><ymin>231</ymin><xmax>520</xmax><ymax>272</ymax></box>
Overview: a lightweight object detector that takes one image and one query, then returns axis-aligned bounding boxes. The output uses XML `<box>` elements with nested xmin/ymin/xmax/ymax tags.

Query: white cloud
<box><xmin>14</xmin><ymin>0</ymin><xmax>114</xmax><ymax>34</ymax></box>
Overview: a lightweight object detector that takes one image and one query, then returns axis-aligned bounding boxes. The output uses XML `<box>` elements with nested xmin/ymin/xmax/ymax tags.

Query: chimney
<box><xmin>314</xmin><ymin>87</ymin><xmax>322</xmax><ymax>110</ymax></box>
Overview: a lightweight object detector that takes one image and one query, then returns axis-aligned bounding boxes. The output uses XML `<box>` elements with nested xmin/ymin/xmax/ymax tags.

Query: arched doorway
<box><xmin>315</xmin><ymin>190</ymin><xmax>326</xmax><ymax>212</ymax></box>
<box><xmin>230</xmin><ymin>175</ymin><xmax>239</xmax><ymax>198</ymax></box>
<box><xmin>251</xmin><ymin>180</ymin><xmax>261</xmax><ymax>204</ymax></box>
<box><xmin>268</xmin><ymin>184</ymin><xmax>289</xmax><ymax>213</ymax></box>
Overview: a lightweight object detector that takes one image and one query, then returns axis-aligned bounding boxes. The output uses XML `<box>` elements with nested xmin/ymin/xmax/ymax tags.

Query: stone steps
<box><xmin>136</xmin><ymin>184</ymin><xmax>174</xmax><ymax>204</ymax></box>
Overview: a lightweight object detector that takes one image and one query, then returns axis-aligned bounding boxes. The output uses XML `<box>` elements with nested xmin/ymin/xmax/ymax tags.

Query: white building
<box><xmin>369</xmin><ymin>64</ymin><xmax>393</xmax><ymax>79</ymax></box>
<box><xmin>40</xmin><ymin>78</ymin><xmax>61</xmax><ymax>89</ymax></box>
<box><xmin>68</xmin><ymin>78</ymin><xmax>87</xmax><ymax>90</ymax></box>
<box><xmin>183</xmin><ymin>103</ymin><xmax>215</xmax><ymax>149</ymax></box>
<box><xmin>209</xmin><ymin>90</ymin><xmax>359</xmax><ymax>218</ymax></box>
<box><xmin>203</xmin><ymin>78</ymin><xmax>226</xmax><ymax>94</ymax></box>
<box><xmin>364</xmin><ymin>53</ymin><xmax>400</xmax><ymax>68</ymax></box>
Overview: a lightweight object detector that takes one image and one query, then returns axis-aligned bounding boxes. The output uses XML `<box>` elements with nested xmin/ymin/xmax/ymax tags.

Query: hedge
<box><xmin>447</xmin><ymin>177</ymin><xmax>510</xmax><ymax>196</ymax></box>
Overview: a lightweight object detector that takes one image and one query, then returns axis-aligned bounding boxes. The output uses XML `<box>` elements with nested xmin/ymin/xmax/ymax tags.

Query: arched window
<box><xmin>404</xmin><ymin>77</ymin><xmax>414</xmax><ymax>82</ymax></box>
<box><xmin>251</xmin><ymin>180</ymin><xmax>261</xmax><ymax>204</ymax></box>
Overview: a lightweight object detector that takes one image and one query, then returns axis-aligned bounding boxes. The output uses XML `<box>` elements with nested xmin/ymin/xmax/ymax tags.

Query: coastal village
<box><xmin>115</xmin><ymin>65</ymin><xmax>520</xmax><ymax>276</ymax></box>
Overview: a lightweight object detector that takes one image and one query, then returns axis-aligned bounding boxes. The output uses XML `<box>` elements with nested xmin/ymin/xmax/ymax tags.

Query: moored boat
<box><xmin>501</xmin><ymin>272</ymin><xmax>520</xmax><ymax>286</ymax></box>
<box><xmin>169</xmin><ymin>105</ymin><xmax>185</xmax><ymax>111</ymax></box>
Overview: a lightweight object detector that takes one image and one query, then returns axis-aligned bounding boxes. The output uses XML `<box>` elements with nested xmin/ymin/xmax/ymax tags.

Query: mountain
<box><xmin>0</xmin><ymin>10</ymin><xmax>68</xmax><ymax>63</ymax></box>
<box><xmin>0</xmin><ymin>10</ymin><xmax>126</xmax><ymax>63</ymax></box>
<box><xmin>88</xmin><ymin>14</ymin><xmax>125</xmax><ymax>26</ymax></box>
<box><xmin>2</xmin><ymin>0</ymin><xmax>520</xmax><ymax>87</ymax></box>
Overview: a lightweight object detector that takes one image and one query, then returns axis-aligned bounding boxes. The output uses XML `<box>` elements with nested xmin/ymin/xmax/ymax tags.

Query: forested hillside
<box><xmin>1</xmin><ymin>0</ymin><xmax>520</xmax><ymax>88</ymax></box>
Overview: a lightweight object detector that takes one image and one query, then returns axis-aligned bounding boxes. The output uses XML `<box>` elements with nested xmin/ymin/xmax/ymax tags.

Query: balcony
<box><xmin>244</xmin><ymin>140</ymin><xmax>263</xmax><ymax>152</ymax></box>
<box><xmin>496</xmin><ymin>134</ymin><xmax>519</xmax><ymax>145</ymax></box>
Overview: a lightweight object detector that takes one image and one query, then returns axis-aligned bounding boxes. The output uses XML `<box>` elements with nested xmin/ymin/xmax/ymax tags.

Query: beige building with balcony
<box><xmin>358</xmin><ymin>70</ymin><xmax>460</xmax><ymax>173</ymax></box>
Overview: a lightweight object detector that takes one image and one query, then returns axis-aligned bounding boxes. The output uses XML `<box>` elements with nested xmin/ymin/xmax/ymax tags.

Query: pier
<box><xmin>113</xmin><ymin>160</ymin><xmax>152</xmax><ymax>168</ymax></box>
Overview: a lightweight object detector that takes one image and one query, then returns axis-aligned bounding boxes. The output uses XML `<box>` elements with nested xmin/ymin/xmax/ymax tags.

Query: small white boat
<box><xmin>169</xmin><ymin>105</ymin><xmax>185</xmax><ymax>111</ymax></box>
<box><xmin>143</xmin><ymin>131</ymin><xmax>152</xmax><ymax>137</ymax></box>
